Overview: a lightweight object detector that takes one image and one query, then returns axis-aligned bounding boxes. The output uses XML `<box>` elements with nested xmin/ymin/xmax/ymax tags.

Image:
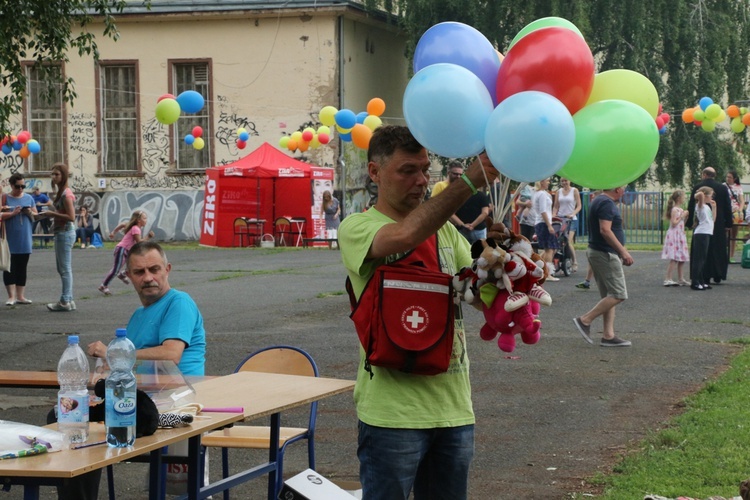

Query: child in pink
<box><xmin>98</xmin><ymin>210</ymin><xmax>154</xmax><ymax>295</ymax></box>
<box><xmin>661</xmin><ymin>190</ymin><xmax>690</xmax><ymax>286</ymax></box>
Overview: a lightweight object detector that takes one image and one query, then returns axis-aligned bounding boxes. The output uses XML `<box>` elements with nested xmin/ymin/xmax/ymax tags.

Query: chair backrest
<box><xmin>235</xmin><ymin>345</ymin><xmax>318</xmax><ymax>377</ymax></box>
<box><xmin>234</xmin><ymin>218</ymin><xmax>249</xmax><ymax>231</ymax></box>
<box><xmin>274</xmin><ymin>217</ymin><xmax>291</xmax><ymax>229</ymax></box>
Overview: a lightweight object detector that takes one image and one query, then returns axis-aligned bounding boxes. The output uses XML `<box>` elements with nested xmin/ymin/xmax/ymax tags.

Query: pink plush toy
<box><xmin>477</xmin><ymin>284</ymin><xmax>541</xmax><ymax>353</ymax></box>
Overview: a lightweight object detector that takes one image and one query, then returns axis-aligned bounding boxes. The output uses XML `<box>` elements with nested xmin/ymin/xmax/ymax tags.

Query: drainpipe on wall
<box><xmin>338</xmin><ymin>14</ymin><xmax>347</xmax><ymax>218</ymax></box>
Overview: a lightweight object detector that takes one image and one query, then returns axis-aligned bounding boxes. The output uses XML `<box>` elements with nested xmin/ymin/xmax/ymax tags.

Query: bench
<box><xmin>32</xmin><ymin>234</ymin><xmax>51</xmax><ymax>249</ymax></box>
<box><xmin>302</xmin><ymin>238</ymin><xmax>338</xmax><ymax>249</ymax></box>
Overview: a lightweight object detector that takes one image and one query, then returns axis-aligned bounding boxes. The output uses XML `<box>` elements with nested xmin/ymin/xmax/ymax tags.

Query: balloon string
<box><xmin>479</xmin><ymin>158</ymin><xmax>497</xmax><ymax>218</ymax></box>
<box><xmin>500</xmin><ymin>182</ymin><xmax>526</xmax><ymax>223</ymax></box>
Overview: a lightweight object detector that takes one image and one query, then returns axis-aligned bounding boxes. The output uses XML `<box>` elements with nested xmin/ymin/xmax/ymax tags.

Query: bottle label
<box><xmin>57</xmin><ymin>393</ymin><xmax>89</xmax><ymax>424</ymax></box>
<box><xmin>105</xmin><ymin>388</ymin><xmax>136</xmax><ymax>427</ymax></box>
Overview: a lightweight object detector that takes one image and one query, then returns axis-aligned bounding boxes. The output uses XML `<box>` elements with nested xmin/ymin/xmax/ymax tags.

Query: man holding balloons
<box><xmin>339</xmin><ymin>125</ymin><xmax>498</xmax><ymax>500</ymax></box>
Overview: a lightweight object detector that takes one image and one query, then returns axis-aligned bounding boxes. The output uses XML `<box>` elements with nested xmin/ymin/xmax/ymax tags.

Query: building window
<box><xmin>172</xmin><ymin>61</ymin><xmax>211</xmax><ymax>170</ymax></box>
<box><xmin>25</xmin><ymin>65</ymin><xmax>65</xmax><ymax>172</ymax></box>
<box><xmin>100</xmin><ymin>63</ymin><xmax>139</xmax><ymax>172</ymax></box>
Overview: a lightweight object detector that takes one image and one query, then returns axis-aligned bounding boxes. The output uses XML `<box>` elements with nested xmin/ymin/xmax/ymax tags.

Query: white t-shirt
<box><xmin>694</xmin><ymin>204</ymin><xmax>714</xmax><ymax>235</ymax></box>
<box><xmin>532</xmin><ymin>190</ymin><xmax>553</xmax><ymax>225</ymax></box>
<box><xmin>556</xmin><ymin>188</ymin><xmax>578</xmax><ymax>219</ymax></box>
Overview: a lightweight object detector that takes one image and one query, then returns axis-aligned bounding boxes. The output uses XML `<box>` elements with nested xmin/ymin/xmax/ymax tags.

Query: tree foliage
<box><xmin>365</xmin><ymin>0</ymin><xmax>750</xmax><ymax>187</ymax></box>
<box><xmin>0</xmin><ymin>0</ymin><xmax>146</xmax><ymax>137</ymax></box>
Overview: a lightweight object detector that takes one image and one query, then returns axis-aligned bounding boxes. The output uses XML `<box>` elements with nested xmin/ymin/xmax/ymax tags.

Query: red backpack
<box><xmin>345</xmin><ymin>235</ymin><xmax>455</xmax><ymax>377</ymax></box>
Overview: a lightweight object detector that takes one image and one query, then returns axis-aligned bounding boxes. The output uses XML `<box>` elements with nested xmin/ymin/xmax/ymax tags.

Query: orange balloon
<box><xmin>727</xmin><ymin>105</ymin><xmax>740</xmax><ymax>118</ymax></box>
<box><xmin>366</xmin><ymin>98</ymin><xmax>386</xmax><ymax>117</ymax></box>
<box><xmin>287</xmin><ymin>138</ymin><xmax>299</xmax><ymax>151</ymax></box>
<box><xmin>19</xmin><ymin>146</ymin><xmax>30</xmax><ymax>158</ymax></box>
<box><xmin>297</xmin><ymin>141</ymin><xmax>310</xmax><ymax>152</ymax></box>
<box><xmin>682</xmin><ymin>108</ymin><xmax>695</xmax><ymax>124</ymax></box>
<box><xmin>351</xmin><ymin>123</ymin><xmax>373</xmax><ymax>149</ymax></box>
<box><xmin>742</xmin><ymin>113</ymin><xmax>750</xmax><ymax>126</ymax></box>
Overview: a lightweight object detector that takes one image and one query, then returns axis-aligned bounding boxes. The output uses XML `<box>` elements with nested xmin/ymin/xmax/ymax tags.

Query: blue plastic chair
<box><xmin>201</xmin><ymin>345</ymin><xmax>319</xmax><ymax>499</ymax></box>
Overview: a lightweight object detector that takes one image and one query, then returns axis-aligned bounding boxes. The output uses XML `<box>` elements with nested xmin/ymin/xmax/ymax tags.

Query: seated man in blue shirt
<box><xmin>88</xmin><ymin>240</ymin><xmax>206</xmax><ymax>375</ymax></box>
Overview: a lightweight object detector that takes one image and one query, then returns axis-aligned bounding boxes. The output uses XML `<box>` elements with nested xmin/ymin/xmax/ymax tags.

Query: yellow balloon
<box><xmin>336</xmin><ymin>124</ymin><xmax>352</xmax><ymax>134</ymax></box>
<box><xmin>279</xmin><ymin>136</ymin><xmax>290</xmax><ymax>148</ymax></box>
<box><xmin>713</xmin><ymin>109</ymin><xmax>727</xmax><ymax>122</ymax></box>
<box><xmin>193</xmin><ymin>137</ymin><xmax>205</xmax><ymax>150</ymax></box>
<box><xmin>310</xmin><ymin>135</ymin><xmax>321</xmax><ymax>149</ymax></box>
<box><xmin>317</xmin><ymin>125</ymin><xmax>331</xmax><ymax>136</ymax></box>
<box><xmin>585</xmin><ymin>69</ymin><xmax>659</xmax><ymax>119</ymax></box>
<box><xmin>363</xmin><ymin>115</ymin><xmax>383</xmax><ymax>131</ymax></box>
<box><xmin>319</xmin><ymin>106</ymin><xmax>338</xmax><ymax>127</ymax></box>
<box><xmin>291</xmin><ymin>131</ymin><xmax>303</xmax><ymax>141</ymax></box>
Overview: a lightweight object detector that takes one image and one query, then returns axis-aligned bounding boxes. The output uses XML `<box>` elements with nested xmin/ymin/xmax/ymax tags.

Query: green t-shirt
<box><xmin>339</xmin><ymin>208</ymin><xmax>475</xmax><ymax>429</ymax></box>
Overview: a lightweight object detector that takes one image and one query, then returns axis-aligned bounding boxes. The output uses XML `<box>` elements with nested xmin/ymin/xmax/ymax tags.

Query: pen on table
<box><xmin>72</xmin><ymin>440</ymin><xmax>107</xmax><ymax>450</ymax></box>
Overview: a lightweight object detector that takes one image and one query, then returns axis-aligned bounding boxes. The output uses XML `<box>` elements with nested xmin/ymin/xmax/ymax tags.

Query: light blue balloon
<box><xmin>403</xmin><ymin>63</ymin><xmax>494</xmax><ymax>158</ymax></box>
<box><xmin>484</xmin><ymin>91</ymin><xmax>575</xmax><ymax>183</ymax></box>
<box><xmin>414</xmin><ymin>22</ymin><xmax>501</xmax><ymax>103</ymax></box>
<box><xmin>356</xmin><ymin>111</ymin><xmax>369</xmax><ymax>124</ymax></box>
<box><xmin>699</xmin><ymin>96</ymin><xmax>713</xmax><ymax>111</ymax></box>
<box><xmin>184</xmin><ymin>134</ymin><xmax>195</xmax><ymax>145</ymax></box>
<box><xmin>26</xmin><ymin>140</ymin><xmax>41</xmax><ymax>154</ymax></box>
<box><xmin>238</xmin><ymin>131</ymin><xmax>250</xmax><ymax>142</ymax></box>
<box><xmin>335</xmin><ymin>109</ymin><xmax>357</xmax><ymax>129</ymax></box>
<box><xmin>176</xmin><ymin>90</ymin><xmax>205</xmax><ymax>114</ymax></box>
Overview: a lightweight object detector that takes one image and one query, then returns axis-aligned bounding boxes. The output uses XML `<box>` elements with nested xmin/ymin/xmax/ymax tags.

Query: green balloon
<box><xmin>557</xmin><ymin>100</ymin><xmax>659</xmax><ymax>189</ymax></box>
<box><xmin>155</xmin><ymin>98</ymin><xmax>181</xmax><ymax>125</ymax></box>
<box><xmin>731</xmin><ymin>117</ymin><xmax>746</xmax><ymax>133</ymax></box>
<box><xmin>701</xmin><ymin>120</ymin><xmax>716</xmax><ymax>132</ymax></box>
<box><xmin>507</xmin><ymin>17</ymin><xmax>584</xmax><ymax>51</ymax></box>
<box><xmin>704</xmin><ymin>103</ymin><xmax>722</xmax><ymax>121</ymax></box>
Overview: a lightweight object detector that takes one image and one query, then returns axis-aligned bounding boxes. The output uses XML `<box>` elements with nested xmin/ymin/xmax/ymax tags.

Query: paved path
<box><xmin>0</xmin><ymin>244</ymin><xmax>747</xmax><ymax>499</ymax></box>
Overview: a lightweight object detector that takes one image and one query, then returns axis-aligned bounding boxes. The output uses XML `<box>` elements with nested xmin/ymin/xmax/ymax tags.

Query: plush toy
<box><xmin>478</xmin><ymin>284</ymin><xmax>541</xmax><ymax>352</ymax></box>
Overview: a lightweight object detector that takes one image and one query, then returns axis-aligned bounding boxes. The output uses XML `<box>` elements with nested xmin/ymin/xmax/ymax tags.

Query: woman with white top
<box><xmin>553</xmin><ymin>177</ymin><xmax>582</xmax><ymax>272</ymax></box>
<box><xmin>532</xmin><ymin>178</ymin><xmax>559</xmax><ymax>281</ymax></box>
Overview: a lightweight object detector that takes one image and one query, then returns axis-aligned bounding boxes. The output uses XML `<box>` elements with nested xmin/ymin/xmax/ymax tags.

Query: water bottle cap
<box><xmin>115</xmin><ymin>328</ymin><xmax>127</xmax><ymax>338</ymax></box>
<box><xmin>67</xmin><ymin>335</ymin><xmax>79</xmax><ymax>344</ymax></box>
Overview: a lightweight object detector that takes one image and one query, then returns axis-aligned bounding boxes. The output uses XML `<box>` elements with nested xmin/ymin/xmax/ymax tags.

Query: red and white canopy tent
<box><xmin>199</xmin><ymin>142</ymin><xmax>333</xmax><ymax>247</ymax></box>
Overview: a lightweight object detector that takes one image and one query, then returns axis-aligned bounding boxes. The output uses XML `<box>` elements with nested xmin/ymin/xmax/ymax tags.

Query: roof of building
<box><xmin>119</xmin><ymin>0</ymin><xmax>368</xmax><ymax>15</ymax></box>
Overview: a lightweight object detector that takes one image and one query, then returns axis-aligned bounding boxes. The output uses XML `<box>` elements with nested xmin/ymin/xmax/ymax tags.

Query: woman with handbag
<box><xmin>44</xmin><ymin>163</ymin><xmax>77</xmax><ymax>312</ymax></box>
<box><xmin>725</xmin><ymin>171</ymin><xmax>745</xmax><ymax>263</ymax></box>
<box><xmin>1</xmin><ymin>174</ymin><xmax>38</xmax><ymax>306</ymax></box>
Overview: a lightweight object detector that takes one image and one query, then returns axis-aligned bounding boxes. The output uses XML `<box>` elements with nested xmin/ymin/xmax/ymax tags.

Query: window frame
<box><xmin>21</xmin><ymin>62</ymin><xmax>67</xmax><ymax>173</ymax></box>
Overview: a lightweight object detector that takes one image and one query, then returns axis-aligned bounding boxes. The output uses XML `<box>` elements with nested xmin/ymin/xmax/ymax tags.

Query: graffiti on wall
<box><xmin>69</xmin><ymin>113</ymin><xmax>97</xmax><ymax>157</ymax></box>
<box><xmin>101</xmin><ymin>190</ymin><xmax>204</xmax><ymax>241</ymax></box>
<box><xmin>215</xmin><ymin>94</ymin><xmax>258</xmax><ymax>164</ymax></box>
<box><xmin>141</xmin><ymin>117</ymin><xmax>171</xmax><ymax>176</ymax></box>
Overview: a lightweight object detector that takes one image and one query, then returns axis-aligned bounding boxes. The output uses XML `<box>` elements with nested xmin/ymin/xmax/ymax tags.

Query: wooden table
<box><xmin>0</xmin><ymin>371</ymin><xmax>355</xmax><ymax>500</ymax></box>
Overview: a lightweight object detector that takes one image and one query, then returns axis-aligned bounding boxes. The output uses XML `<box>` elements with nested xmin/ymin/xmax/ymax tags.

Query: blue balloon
<box><xmin>339</xmin><ymin>131</ymin><xmax>352</xmax><ymax>142</ymax></box>
<box><xmin>659</xmin><ymin>126</ymin><xmax>668</xmax><ymax>135</ymax></box>
<box><xmin>484</xmin><ymin>91</ymin><xmax>575</xmax><ymax>183</ymax></box>
<box><xmin>1</xmin><ymin>144</ymin><xmax>11</xmax><ymax>155</ymax></box>
<box><xmin>699</xmin><ymin>96</ymin><xmax>713</xmax><ymax>111</ymax></box>
<box><xmin>403</xmin><ymin>63</ymin><xmax>494</xmax><ymax>158</ymax></box>
<box><xmin>184</xmin><ymin>134</ymin><xmax>195</xmax><ymax>145</ymax></box>
<box><xmin>414</xmin><ymin>22</ymin><xmax>501</xmax><ymax>103</ymax></box>
<box><xmin>238</xmin><ymin>131</ymin><xmax>250</xmax><ymax>142</ymax></box>
<box><xmin>176</xmin><ymin>90</ymin><xmax>205</xmax><ymax>114</ymax></box>
<box><xmin>26</xmin><ymin>140</ymin><xmax>41</xmax><ymax>154</ymax></box>
<box><xmin>335</xmin><ymin>109</ymin><xmax>357</xmax><ymax>129</ymax></box>
<box><xmin>356</xmin><ymin>111</ymin><xmax>369</xmax><ymax>124</ymax></box>
<box><xmin>12</xmin><ymin>140</ymin><xmax>22</xmax><ymax>151</ymax></box>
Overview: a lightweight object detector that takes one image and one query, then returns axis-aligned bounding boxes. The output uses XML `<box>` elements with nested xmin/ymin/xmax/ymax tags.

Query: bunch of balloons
<box><xmin>1</xmin><ymin>130</ymin><xmax>41</xmax><ymax>158</ymax></box>
<box><xmin>681</xmin><ymin>97</ymin><xmax>750</xmax><ymax>134</ymax></box>
<box><xmin>154</xmin><ymin>90</ymin><xmax>205</xmax><ymax>125</ymax></box>
<box><xmin>183</xmin><ymin>126</ymin><xmax>205</xmax><ymax>150</ymax></box>
<box><xmin>279</xmin><ymin>98</ymin><xmax>386</xmax><ymax>152</ymax></box>
<box><xmin>236</xmin><ymin>128</ymin><xmax>250</xmax><ymax>150</ymax></box>
<box><xmin>655</xmin><ymin>104</ymin><xmax>671</xmax><ymax>135</ymax></box>
<box><xmin>403</xmin><ymin>18</ymin><xmax>660</xmax><ymax>188</ymax></box>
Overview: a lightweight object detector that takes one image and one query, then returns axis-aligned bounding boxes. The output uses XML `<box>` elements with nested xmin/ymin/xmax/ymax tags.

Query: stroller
<box><xmin>551</xmin><ymin>217</ymin><xmax>575</xmax><ymax>277</ymax></box>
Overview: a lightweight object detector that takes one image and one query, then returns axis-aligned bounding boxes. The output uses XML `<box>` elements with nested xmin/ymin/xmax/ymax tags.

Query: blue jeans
<box><xmin>458</xmin><ymin>227</ymin><xmax>486</xmax><ymax>245</ymax></box>
<box><xmin>358</xmin><ymin>421</ymin><xmax>474</xmax><ymax>500</ymax></box>
<box><xmin>54</xmin><ymin>229</ymin><xmax>75</xmax><ymax>303</ymax></box>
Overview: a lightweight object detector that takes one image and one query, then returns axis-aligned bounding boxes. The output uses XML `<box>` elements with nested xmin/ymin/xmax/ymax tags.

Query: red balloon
<box><xmin>660</xmin><ymin>112</ymin><xmax>671</xmax><ymax>124</ymax></box>
<box><xmin>17</xmin><ymin>131</ymin><xmax>31</xmax><ymax>144</ymax></box>
<box><xmin>301</xmin><ymin>130</ymin><xmax>314</xmax><ymax>142</ymax></box>
<box><xmin>192</xmin><ymin>126</ymin><xmax>203</xmax><ymax>138</ymax></box>
<box><xmin>236</xmin><ymin>139</ymin><xmax>247</xmax><ymax>149</ymax></box>
<box><xmin>496</xmin><ymin>27</ymin><xmax>595</xmax><ymax>115</ymax></box>
<box><xmin>655</xmin><ymin>116</ymin><xmax>665</xmax><ymax>129</ymax></box>
<box><xmin>157</xmin><ymin>93</ymin><xmax>175</xmax><ymax>103</ymax></box>
<box><xmin>318</xmin><ymin>132</ymin><xmax>330</xmax><ymax>145</ymax></box>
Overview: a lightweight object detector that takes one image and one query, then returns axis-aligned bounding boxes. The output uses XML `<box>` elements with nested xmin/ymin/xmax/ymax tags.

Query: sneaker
<box><xmin>702</xmin><ymin>284</ymin><xmax>712</xmax><ymax>290</ymax></box>
<box><xmin>117</xmin><ymin>273</ymin><xmax>131</xmax><ymax>285</ymax></box>
<box><xmin>663</xmin><ymin>279</ymin><xmax>677</xmax><ymax>287</ymax></box>
<box><xmin>575</xmin><ymin>281</ymin><xmax>590</xmax><ymax>289</ymax></box>
<box><xmin>573</xmin><ymin>317</ymin><xmax>593</xmax><ymax>345</ymax></box>
<box><xmin>47</xmin><ymin>301</ymin><xmax>73</xmax><ymax>312</ymax></box>
<box><xmin>528</xmin><ymin>284</ymin><xmax>552</xmax><ymax>307</ymax></box>
<box><xmin>80</xmin><ymin>244</ymin><xmax>86</xmax><ymax>249</ymax></box>
<box><xmin>690</xmin><ymin>284</ymin><xmax>704</xmax><ymax>291</ymax></box>
<box><xmin>5</xmin><ymin>300</ymin><xmax>15</xmax><ymax>306</ymax></box>
<box><xmin>600</xmin><ymin>336</ymin><xmax>632</xmax><ymax>347</ymax></box>
<box><xmin>15</xmin><ymin>298</ymin><xmax>32</xmax><ymax>305</ymax></box>
<box><xmin>70</xmin><ymin>300</ymin><xmax>76</xmax><ymax>311</ymax></box>
<box><xmin>546</xmin><ymin>276</ymin><xmax>560</xmax><ymax>282</ymax></box>
<box><xmin>98</xmin><ymin>285</ymin><xmax>112</xmax><ymax>296</ymax></box>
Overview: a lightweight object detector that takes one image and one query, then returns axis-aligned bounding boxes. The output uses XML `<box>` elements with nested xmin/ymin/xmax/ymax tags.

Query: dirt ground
<box><xmin>0</xmin><ymin>245</ymin><xmax>747</xmax><ymax>499</ymax></box>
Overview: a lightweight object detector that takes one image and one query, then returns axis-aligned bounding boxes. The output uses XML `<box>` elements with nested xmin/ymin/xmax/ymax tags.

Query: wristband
<box><xmin>460</xmin><ymin>174</ymin><xmax>478</xmax><ymax>195</ymax></box>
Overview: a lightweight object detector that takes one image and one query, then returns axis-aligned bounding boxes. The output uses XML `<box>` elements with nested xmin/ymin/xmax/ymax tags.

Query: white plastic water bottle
<box><xmin>105</xmin><ymin>328</ymin><xmax>137</xmax><ymax>447</ymax></box>
<box><xmin>57</xmin><ymin>335</ymin><xmax>90</xmax><ymax>446</ymax></box>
